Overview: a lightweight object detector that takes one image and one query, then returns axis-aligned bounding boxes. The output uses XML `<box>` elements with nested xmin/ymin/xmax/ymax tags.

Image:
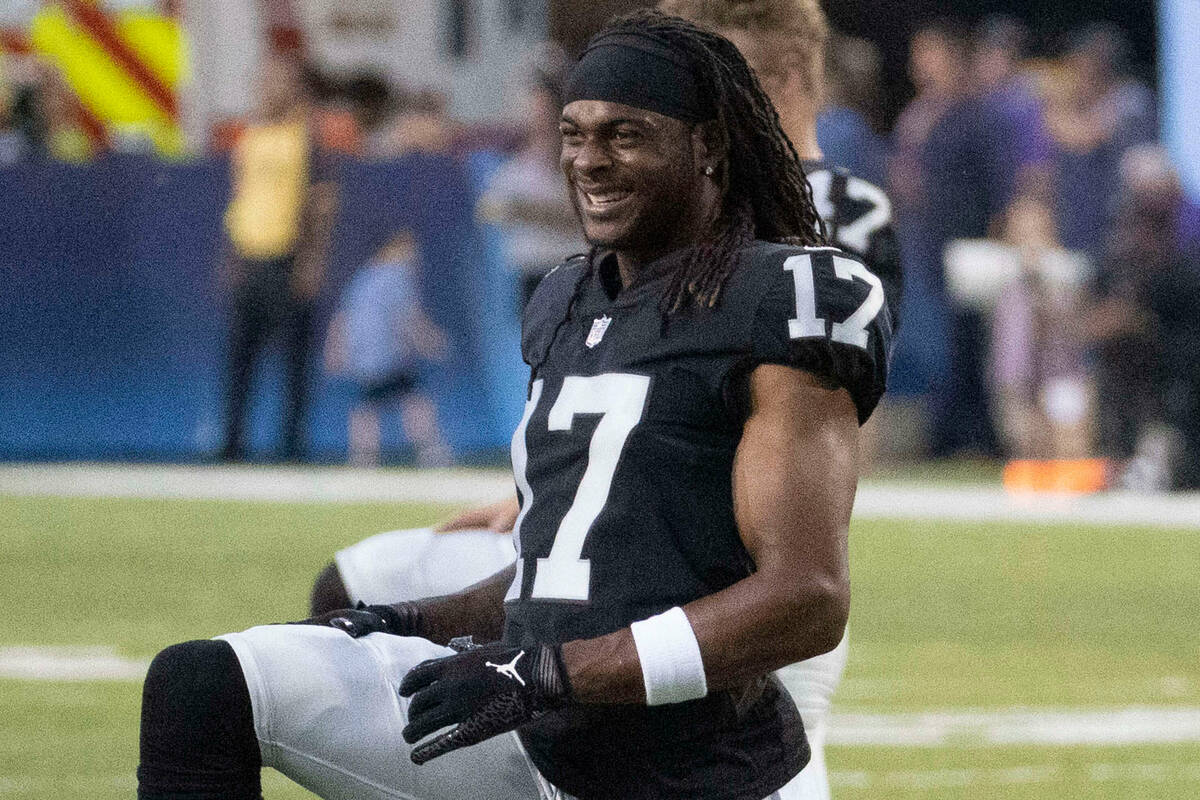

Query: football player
<box><xmin>311</xmin><ymin>2</ymin><xmax>900</xmax><ymax>797</ymax></box>
<box><xmin>137</xmin><ymin>11</ymin><xmax>893</xmax><ymax>800</ymax></box>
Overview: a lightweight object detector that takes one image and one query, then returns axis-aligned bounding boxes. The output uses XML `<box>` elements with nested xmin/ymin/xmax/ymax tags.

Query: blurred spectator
<box><xmin>0</xmin><ymin>77</ymin><xmax>30</xmax><ymax>165</ymax></box>
<box><xmin>990</xmin><ymin>193</ymin><xmax>1091</xmax><ymax>459</ymax></box>
<box><xmin>2</xmin><ymin>53</ymin><xmax>43</xmax><ymax>156</ymax></box>
<box><xmin>369</xmin><ymin>88</ymin><xmax>458</xmax><ymax>158</ymax></box>
<box><xmin>304</xmin><ymin>66</ymin><xmax>388</xmax><ymax>156</ymax></box>
<box><xmin>325</xmin><ymin>231</ymin><xmax>451</xmax><ymax>467</ymax></box>
<box><xmin>891</xmin><ymin>19</ymin><xmax>1017</xmax><ymax>456</ymax></box>
<box><xmin>476</xmin><ymin>44</ymin><xmax>582</xmax><ymax>305</ymax></box>
<box><xmin>36</xmin><ymin>66</ymin><xmax>99</xmax><ymax>163</ymax></box>
<box><xmin>885</xmin><ymin>21</ymin><xmax>964</xmax><ymax>404</ymax></box>
<box><xmin>220</xmin><ymin>54</ymin><xmax>339</xmax><ymax>462</ymax></box>
<box><xmin>1081</xmin><ymin>146</ymin><xmax>1200</xmax><ymax>489</ymax></box>
<box><xmin>972</xmin><ymin>15</ymin><xmax>1052</xmax><ymax>179</ymax></box>
<box><xmin>888</xmin><ymin>20</ymin><xmax>966</xmax><ymax>215</ymax></box>
<box><xmin>817</xmin><ymin>32</ymin><xmax>887</xmax><ymax>186</ymax></box>
<box><xmin>344</xmin><ymin>70</ymin><xmax>396</xmax><ymax>139</ymax></box>
<box><xmin>1047</xmin><ymin>23</ymin><xmax>1156</xmax><ymax>259</ymax></box>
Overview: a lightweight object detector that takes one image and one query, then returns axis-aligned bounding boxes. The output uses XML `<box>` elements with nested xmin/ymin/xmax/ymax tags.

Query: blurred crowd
<box><xmin>878</xmin><ymin>17</ymin><xmax>1200</xmax><ymax>489</ymax></box>
<box><xmin>3</xmin><ymin>14</ymin><xmax>1198</xmax><ymax>488</ymax></box>
<box><xmin>0</xmin><ymin>56</ymin><xmax>105</xmax><ymax>164</ymax></box>
<box><xmin>213</xmin><ymin>45</ymin><xmax>578</xmax><ymax>468</ymax></box>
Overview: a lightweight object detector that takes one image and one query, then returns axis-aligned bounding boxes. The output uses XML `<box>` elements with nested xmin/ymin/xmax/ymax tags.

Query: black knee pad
<box><xmin>310</xmin><ymin>560</ymin><xmax>353</xmax><ymax>616</ymax></box>
<box><xmin>138</xmin><ymin>639</ymin><xmax>262</xmax><ymax>800</ymax></box>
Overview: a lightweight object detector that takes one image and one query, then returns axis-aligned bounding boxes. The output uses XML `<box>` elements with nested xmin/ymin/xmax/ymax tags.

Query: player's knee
<box><xmin>310</xmin><ymin>561</ymin><xmax>353</xmax><ymax>615</ymax></box>
<box><xmin>139</xmin><ymin>639</ymin><xmax>260</xmax><ymax>780</ymax></box>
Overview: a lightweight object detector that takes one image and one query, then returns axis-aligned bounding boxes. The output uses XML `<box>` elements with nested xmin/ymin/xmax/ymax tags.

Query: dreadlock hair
<box><xmin>578</xmin><ymin>9</ymin><xmax>827</xmax><ymax>317</ymax></box>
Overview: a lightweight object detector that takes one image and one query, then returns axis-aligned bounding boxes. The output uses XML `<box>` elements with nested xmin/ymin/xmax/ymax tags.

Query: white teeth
<box><xmin>585</xmin><ymin>191</ymin><xmax>628</xmax><ymax>206</ymax></box>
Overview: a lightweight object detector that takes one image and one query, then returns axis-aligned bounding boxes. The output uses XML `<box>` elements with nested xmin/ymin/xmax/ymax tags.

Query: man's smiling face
<box><xmin>560</xmin><ymin>100</ymin><xmax>705</xmax><ymax>263</ymax></box>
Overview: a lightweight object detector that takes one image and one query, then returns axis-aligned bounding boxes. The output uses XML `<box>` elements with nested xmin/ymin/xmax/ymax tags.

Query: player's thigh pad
<box><xmin>217</xmin><ymin>624</ymin><xmax>539</xmax><ymax>800</ymax></box>
<box><xmin>765</xmin><ymin>629</ymin><xmax>849</xmax><ymax>800</ymax></box>
<box><xmin>334</xmin><ymin>527</ymin><xmax>517</xmax><ymax>604</ymax></box>
<box><xmin>775</xmin><ymin>628</ymin><xmax>849</xmax><ymax>722</ymax></box>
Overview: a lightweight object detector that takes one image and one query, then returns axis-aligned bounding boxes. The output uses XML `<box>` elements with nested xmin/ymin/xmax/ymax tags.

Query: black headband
<box><xmin>563</xmin><ymin>32</ymin><xmax>713</xmax><ymax>123</ymax></box>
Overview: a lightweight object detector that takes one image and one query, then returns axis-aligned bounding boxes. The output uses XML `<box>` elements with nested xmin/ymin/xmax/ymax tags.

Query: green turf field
<box><xmin>1</xmin><ymin>491</ymin><xmax>1198</xmax><ymax>798</ymax></box>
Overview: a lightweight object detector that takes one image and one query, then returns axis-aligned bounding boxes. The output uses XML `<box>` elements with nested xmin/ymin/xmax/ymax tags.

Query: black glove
<box><xmin>398</xmin><ymin>641</ymin><xmax>570</xmax><ymax>764</ymax></box>
<box><xmin>294</xmin><ymin>601</ymin><xmax>423</xmax><ymax>638</ymax></box>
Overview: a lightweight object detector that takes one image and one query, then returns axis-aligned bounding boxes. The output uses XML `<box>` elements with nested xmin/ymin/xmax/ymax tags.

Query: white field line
<box><xmin>852</xmin><ymin>484</ymin><xmax>1200</xmax><ymax>529</ymax></box>
<box><xmin>5</xmin><ymin>646</ymin><xmax>1200</xmax><ymax>750</ymax></box>
<box><xmin>0</xmin><ymin>463</ymin><xmax>514</xmax><ymax>505</ymax></box>
<box><xmin>0</xmin><ymin>646</ymin><xmax>149</xmax><ymax>681</ymax></box>
<box><xmin>828</xmin><ymin>708</ymin><xmax>1200</xmax><ymax>747</ymax></box>
<box><xmin>830</xmin><ymin>762</ymin><xmax>1200</xmax><ymax>789</ymax></box>
<box><xmin>1</xmin><ymin>463</ymin><xmax>1198</xmax><ymax>528</ymax></box>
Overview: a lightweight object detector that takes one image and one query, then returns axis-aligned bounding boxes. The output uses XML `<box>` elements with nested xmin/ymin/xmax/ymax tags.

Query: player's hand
<box><xmin>293</xmin><ymin>601</ymin><xmax>423</xmax><ymax>638</ymax></box>
<box><xmin>399</xmin><ymin>641</ymin><xmax>569</xmax><ymax>764</ymax></box>
<box><xmin>433</xmin><ymin>497</ymin><xmax>520</xmax><ymax>534</ymax></box>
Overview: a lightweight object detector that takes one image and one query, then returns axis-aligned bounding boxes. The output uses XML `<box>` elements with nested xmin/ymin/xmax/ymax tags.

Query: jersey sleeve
<box><xmin>750</xmin><ymin>246</ymin><xmax>894</xmax><ymax>423</ymax></box>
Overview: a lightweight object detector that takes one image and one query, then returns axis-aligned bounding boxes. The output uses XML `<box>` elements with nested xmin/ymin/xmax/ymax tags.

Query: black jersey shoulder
<box><xmin>726</xmin><ymin>240</ymin><xmax>894</xmax><ymax>423</ymax></box>
<box><xmin>521</xmin><ymin>253</ymin><xmax>590</xmax><ymax>367</ymax></box>
<box><xmin>803</xmin><ymin>159</ymin><xmax>903</xmax><ymax>332</ymax></box>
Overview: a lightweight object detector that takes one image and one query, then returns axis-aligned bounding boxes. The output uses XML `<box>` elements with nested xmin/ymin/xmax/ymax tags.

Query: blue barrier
<box><xmin>0</xmin><ymin>153</ymin><xmax>527</xmax><ymax>463</ymax></box>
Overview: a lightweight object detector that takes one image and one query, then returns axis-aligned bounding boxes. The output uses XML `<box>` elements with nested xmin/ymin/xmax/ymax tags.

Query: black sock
<box><xmin>309</xmin><ymin>561</ymin><xmax>353</xmax><ymax>616</ymax></box>
<box><xmin>137</xmin><ymin>639</ymin><xmax>263</xmax><ymax>800</ymax></box>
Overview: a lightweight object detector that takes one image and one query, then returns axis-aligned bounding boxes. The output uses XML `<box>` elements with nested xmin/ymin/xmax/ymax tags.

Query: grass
<box><xmin>1</xmin><ymin>492</ymin><xmax>1198</xmax><ymax>798</ymax></box>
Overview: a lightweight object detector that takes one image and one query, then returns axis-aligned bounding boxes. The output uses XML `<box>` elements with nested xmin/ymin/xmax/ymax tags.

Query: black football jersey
<box><xmin>803</xmin><ymin>160</ymin><xmax>902</xmax><ymax>331</ymax></box>
<box><xmin>503</xmin><ymin>241</ymin><xmax>894</xmax><ymax>800</ymax></box>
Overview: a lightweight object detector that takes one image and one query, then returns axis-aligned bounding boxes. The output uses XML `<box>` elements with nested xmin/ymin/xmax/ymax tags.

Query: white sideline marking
<box><xmin>0</xmin><ymin>463</ymin><xmax>514</xmax><ymax>506</ymax></box>
<box><xmin>828</xmin><ymin>708</ymin><xmax>1200</xmax><ymax>747</ymax></box>
<box><xmin>830</xmin><ymin>762</ymin><xmax>1200</xmax><ymax>789</ymax></box>
<box><xmin>1</xmin><ymin>463</ymin><xmax>1198</xmax><ymax>528</ymax></box>
<box><xmin>4</xmin><ymin>647</ymin><xmax>1200</xmax><ymax>749</ymax></box>
<box><xmin>0</xmin><ymin>646</ymin><xmax>150</xmax><ymax>681</ymax></box>
<box><xmin>852</xmin><ymin>484</ymin><xmax>1200</xmax><ymax>529</ymax></box>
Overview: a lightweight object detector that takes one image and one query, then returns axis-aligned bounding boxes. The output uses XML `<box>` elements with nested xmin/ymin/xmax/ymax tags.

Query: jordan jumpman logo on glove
<box><xmin>399</xmin><ymin>641</ymin><xmax>570</xmax><ymax>764</ymax></box>
<box><xmin>485</xmin><ymin>651</ymin><xmax>526</xmax><ymax>685</ymax></box>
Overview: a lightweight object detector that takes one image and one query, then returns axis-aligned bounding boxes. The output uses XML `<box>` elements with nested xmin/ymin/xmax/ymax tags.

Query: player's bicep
<box><xmin>731</xmin><ymin>364</ymin><xmax>857</xmax><ymax>594</ymax></box>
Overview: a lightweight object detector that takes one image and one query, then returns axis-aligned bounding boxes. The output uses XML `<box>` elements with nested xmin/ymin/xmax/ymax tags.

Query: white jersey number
<box><xmin>784</xmin><ymin>253</ymin><xmax>885</xmax><ymax>349</ymax></box>
<box><xmin>508</xmin><ymin>373</ymin><xmax>650</xmax><ymax>602</ymax></box>
<box><xmin>806</xmin><ymin>168</ymin><xmax>894</xmax><ymax>255</ymax></box>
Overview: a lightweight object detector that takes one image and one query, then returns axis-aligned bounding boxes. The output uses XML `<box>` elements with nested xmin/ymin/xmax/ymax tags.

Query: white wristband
<box><xmin>629</xmin><ymin>606</ymin><xmax>708</xmax><ymax>706</ymax></box>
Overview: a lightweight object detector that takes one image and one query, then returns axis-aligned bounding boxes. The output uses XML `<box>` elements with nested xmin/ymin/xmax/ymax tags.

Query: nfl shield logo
<box><xmin>586</xmin><ymin>315</ymin><xmax>613</xmax><ymax>348</ymax></box>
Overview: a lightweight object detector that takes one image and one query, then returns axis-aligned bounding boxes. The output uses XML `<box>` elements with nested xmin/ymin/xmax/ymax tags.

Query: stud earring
<box><xmin>704</xmin><ymin>165</ymin><xmax>715</xmax><ymax>176</ymax></box>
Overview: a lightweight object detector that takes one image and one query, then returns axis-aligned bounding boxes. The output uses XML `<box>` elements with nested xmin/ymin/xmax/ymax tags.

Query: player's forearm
<box><xmin>560</xmin><ymin>566</ymin><xmax>847</xmax><ymax>705</ymax></box>
<box><xmin>399</xmin><ymin>563</ymin><xmax>515</xmax><ymax>646</ymax></box>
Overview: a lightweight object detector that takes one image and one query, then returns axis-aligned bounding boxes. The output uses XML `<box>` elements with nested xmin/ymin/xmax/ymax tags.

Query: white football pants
<box><xmin>335</xmin><ymin>527</ymin><xmax>849</xmax><ymax>800</ymax></box>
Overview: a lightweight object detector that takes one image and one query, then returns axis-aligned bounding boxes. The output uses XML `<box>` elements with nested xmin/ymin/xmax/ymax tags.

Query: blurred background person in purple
<box><xmin>817</xmin><ymin>31</ymin><xmax>887</xmax><ymax>188</ymax></box>
<box><xmin>891</xmin><ymin>19</ymin><xmax>1019</xmax><ymax>457</ymax></box>
<box><xmin>988</xmin><ymin>191</ymin><xmax>1092</xmax><ymax>460</ymax></box>
<box><xmin>885</xmin><ymin>21</ymin><xmax>969</xmax><ymax>419</ymax></box>
<box><xmin>1048</xmin><ymin>23</ymin><xmax>1156</xmax><ymax>263</ymax></box>
<box><xmin>972</xmin><ymin>15</ymin><xmax>1052</xmax><ymax>185</ymax></box>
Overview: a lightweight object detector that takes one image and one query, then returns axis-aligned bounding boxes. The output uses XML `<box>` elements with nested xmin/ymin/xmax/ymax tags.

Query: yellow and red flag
<box><xmin>2</xmin><ymin>1</ymin><xmax>187</xmax><ymax>156</ymax></box>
